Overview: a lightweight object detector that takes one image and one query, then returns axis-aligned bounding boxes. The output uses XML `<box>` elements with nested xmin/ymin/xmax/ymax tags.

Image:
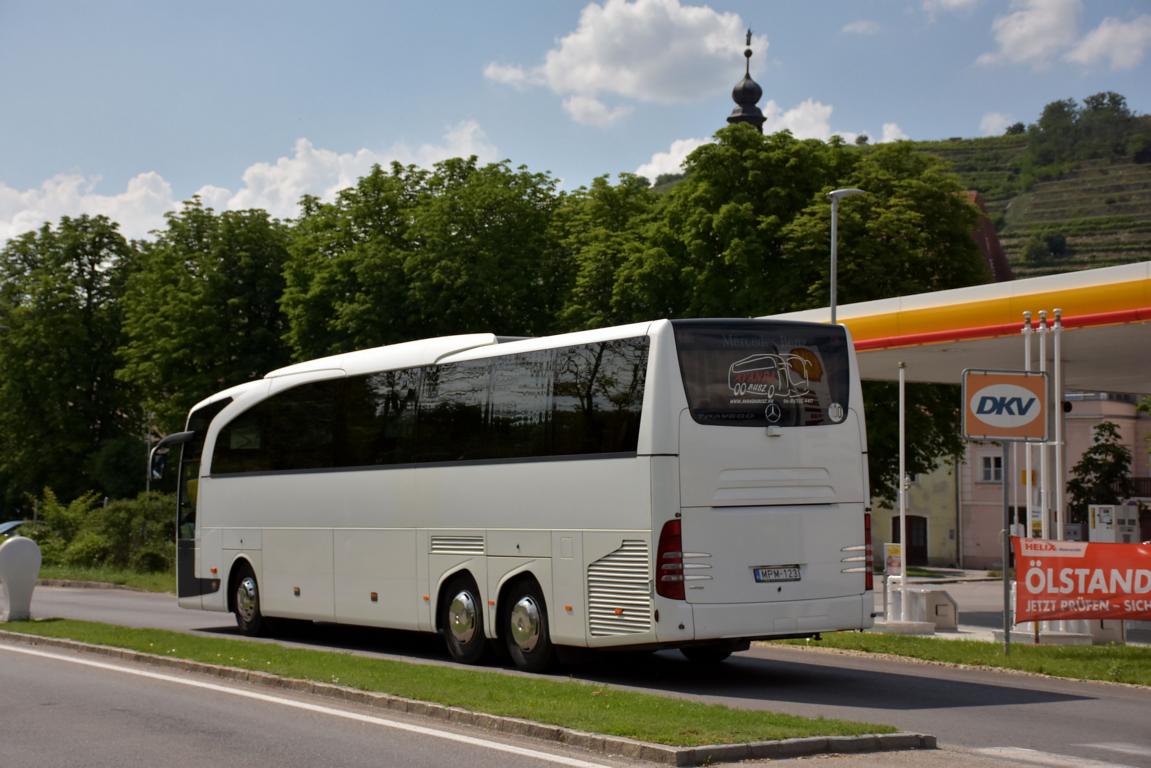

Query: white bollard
<box><xmin>0</xmin><ymin>536</ymin><xmax>41</xmax><ymax>621</ymax></box>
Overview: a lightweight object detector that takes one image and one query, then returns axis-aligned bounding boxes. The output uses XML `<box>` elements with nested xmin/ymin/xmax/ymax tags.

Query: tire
<box><xmin>232</xmin><ymin>564</ymin><xmax>266</xmax><ymax>637</ymax></box>
<box><xmin>440</xmin><ymin>575</ymin><xmax>488</xmax><ymax>665</ymax></box>
<box><xmin>502</xmin><ymin>579</ymin><xmax>557</xmax><ymax>673</ymax></box>
<box><xmin>680</xmin><ymin>644</ymin><xmax>733</xmax><ymax>664</ymax></box>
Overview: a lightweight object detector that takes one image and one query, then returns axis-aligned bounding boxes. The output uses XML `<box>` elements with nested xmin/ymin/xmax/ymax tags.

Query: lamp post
<box><xmin>827</xmin><ymin>188</ymin><xmax>865</xmax><ymax>324</ymax></box>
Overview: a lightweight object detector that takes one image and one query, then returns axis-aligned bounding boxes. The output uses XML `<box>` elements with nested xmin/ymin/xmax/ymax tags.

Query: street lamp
<box><xmin>827</xmin><ymin>188</ymin><xmax>865</xmax><ymax>325</ymax></box>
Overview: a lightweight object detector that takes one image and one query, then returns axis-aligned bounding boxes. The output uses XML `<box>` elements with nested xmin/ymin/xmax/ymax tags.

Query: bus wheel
<box><xmin>440</xmin><ymin>576</ymin><xmax>487</xmax><ymax>665</ymax></box>
<box><xmin>502</xmin><ymin>580</ymin><xmax>557</xmax><ymax>673</ymax></box>
<box><xmin>232</xmin><ymin>564</ymin><xmax>265</xmax><ymax>637</ymax></box>
<box><xmin>680</xmin><ymin>644</ymin><xmax>733</xmax><ymax>664</ymax></box>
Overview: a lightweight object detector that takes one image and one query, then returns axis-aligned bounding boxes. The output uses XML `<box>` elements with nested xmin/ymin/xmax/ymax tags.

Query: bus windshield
<box><xmin>672</xmin><ymin>319</ymin><xmax>850</xmax><ymax>428</ymax></box>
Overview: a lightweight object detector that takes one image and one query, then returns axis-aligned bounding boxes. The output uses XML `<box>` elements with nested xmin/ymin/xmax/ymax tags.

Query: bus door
<box><xmin>173</xmin><ymin>398</ymin><xmax>231</xmax><ymax>607</ymax></box>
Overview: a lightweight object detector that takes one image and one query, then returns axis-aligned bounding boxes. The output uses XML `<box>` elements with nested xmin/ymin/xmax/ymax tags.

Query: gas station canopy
<box><xmin>769</xmin><ymin>261</ymin><xmax>1151</xmax><ymax>396</ymax></box>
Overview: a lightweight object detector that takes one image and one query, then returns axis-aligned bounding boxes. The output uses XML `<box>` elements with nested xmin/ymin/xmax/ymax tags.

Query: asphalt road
<box><xmin>7</xmin><ymin>585</ymin><xmax>1151</xmax><ymax>768</ymax></box>
<box><xmin>0</xmin><ymin>642</ymin><xmax>643</xmax><ymax>768</ymax></box>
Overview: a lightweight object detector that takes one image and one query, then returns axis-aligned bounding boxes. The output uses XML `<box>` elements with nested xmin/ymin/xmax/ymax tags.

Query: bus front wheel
<box><xmin>440</xmin><ymin>575</ymin><xmax>488</xmax><ymax>665</ymax></box>
<box><xmin>502</xmin><ymin>579</ymin><xmax>557</xmax><ymax>673</ymax></box>
<box><xmin>232</xmin><ymin>564</ymin><xmax>266</xmax><ymax>637</ymax></box>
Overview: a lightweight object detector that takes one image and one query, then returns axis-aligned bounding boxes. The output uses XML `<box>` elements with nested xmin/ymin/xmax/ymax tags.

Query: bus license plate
<box><xmin>753</xmin><ymin>565</ymin><xmax>801</xmax><ymax>583</ymax></box>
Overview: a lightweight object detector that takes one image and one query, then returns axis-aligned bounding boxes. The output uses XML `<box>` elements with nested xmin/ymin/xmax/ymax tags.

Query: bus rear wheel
<box><xmin>440</xmin><ymin>575</ymin><xmax>488</xmax><ymax>665</ymax></box>
<box><xmin>232</xmin><ymin>564</ymin><xmax>266</xmax><ymax>637</ymax></box>
<box><xmin>502</xmin><ymin>580</ymin><xmax>557</xmax><ymax>673</ymax></box>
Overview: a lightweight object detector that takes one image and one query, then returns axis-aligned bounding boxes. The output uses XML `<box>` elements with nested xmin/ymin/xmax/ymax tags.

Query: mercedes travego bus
<box><xmin>158</xmin><ymin>319</ymin><xmax>873</xmax><ymax>671</ymax></box>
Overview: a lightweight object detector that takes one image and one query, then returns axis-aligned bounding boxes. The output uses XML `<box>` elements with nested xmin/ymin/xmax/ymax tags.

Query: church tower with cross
<box><xmin>727</xmin><ymin>29</ymin><xmax>766</xmax><ymax>133</ymax></box>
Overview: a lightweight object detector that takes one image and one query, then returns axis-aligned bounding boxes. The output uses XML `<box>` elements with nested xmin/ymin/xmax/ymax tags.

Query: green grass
<box><xmin>781</xmin><ymin>632</ymin><xmax>1151</xmax><ymax>686</ymax></box>
<box><xmin>38</xmin><ymin>565</ymin><xmax>174</xmax><ymax>593</ymax></box>
<box><xmin>3</xmin><ymin>619</ymin><xmax>893</xmax><ymax>746</ymax></box>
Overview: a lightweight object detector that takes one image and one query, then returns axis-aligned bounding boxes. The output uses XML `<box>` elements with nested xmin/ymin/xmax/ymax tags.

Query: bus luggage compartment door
<box><xmin>677</xmin><ymin>410</ymin><xmax>866</xmax><ymax>605</ymax></box>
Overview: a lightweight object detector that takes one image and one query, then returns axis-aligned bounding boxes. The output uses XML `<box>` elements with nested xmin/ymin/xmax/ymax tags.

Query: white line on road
<box><xmin>973</xmin><ymin>746</ymin><xmax>1139</xmax><ymax>768</ymax></box>
<box><xmin>0</xmin><ymin>643</ymin><xmax>615</xmax><ymax>768</ymax></box>
<box><xmin>1078</xmin><ymin>744</ymin><xmax>1151</xmax><ymax>758</ymax></box>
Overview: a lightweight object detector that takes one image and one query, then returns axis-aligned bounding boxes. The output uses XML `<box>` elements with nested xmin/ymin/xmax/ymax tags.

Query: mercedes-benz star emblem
<box><xmin>764</xmin><ymin>402</ymin><xmax>782</xmax><ymax>423</ymax></box>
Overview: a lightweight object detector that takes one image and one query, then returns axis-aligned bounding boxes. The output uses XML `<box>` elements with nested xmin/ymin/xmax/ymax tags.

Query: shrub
<box><xmin>20</xmin><ymin>489</ymin><xmax>176</xmax><ymax>572</ymax></box>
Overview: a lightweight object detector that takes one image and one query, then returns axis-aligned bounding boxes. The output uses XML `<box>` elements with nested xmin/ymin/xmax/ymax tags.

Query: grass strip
<box><xmin>780</xmin><ymin>632</ymin><xmax>1151</xmax><ymax>686</ymax></box>
<box><xmin>39</xmin><ymin>565</ymin><xmax>173</xmax><ymax>593</ymax></box>
<box><xmin>5</xmin><ymin>619</ymin><xmax>893</xmax><ymax>746</ymax></box>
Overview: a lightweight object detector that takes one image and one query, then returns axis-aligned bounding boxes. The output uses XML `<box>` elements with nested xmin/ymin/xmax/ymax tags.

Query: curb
<box><xmin>37</xmin><ymin>579</ymin><xmax>154</xmax><ymax>592</ymax></box>
<box><xmin>0</xmin><ymin>629</ymin><xmax>935</xmax><ymax>765</ymax></box>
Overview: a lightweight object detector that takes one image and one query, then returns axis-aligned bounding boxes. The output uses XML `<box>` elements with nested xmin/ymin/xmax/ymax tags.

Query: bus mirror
<box><xmin>149</xmin><ymin>431</ymin><xmax>195</xmax><ymax>479</ymax></box>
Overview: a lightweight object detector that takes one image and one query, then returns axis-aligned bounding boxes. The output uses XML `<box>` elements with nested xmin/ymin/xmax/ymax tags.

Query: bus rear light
<box><xmin>656</xmin><ymin>519</ymin><xmax>685</xmax><ymax>600</ymax></box>
<box><xmin>864</xmin><ymin>512</ymin><xmax>874</xmax><ymax>592</ymax></box>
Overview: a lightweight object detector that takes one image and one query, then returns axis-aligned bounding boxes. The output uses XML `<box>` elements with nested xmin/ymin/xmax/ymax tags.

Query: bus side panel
<box><xmin>334</xmin><ymin>529</ymin><xmax>419</xmax><ymax>629</ymax></box>
<box><xmin>261</xmin><ymin>528</ymin><xmax>335</xmax><ymax>620</ymax></box>
<box><xmin>549</xmin><ymin>531</ymin><xmax>586</xmax><ymax>646</ymax></box>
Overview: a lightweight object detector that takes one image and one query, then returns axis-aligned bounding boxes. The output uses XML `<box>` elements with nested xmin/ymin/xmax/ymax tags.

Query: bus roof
<box><xmin>264</xmin><ymin>333</ymin><xmax>501</xmax><ymax>379</ymax></box>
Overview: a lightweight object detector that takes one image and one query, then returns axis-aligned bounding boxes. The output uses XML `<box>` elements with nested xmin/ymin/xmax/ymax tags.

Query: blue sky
<box><xmin>1</xmin><ymin>0</ymin><xmax>1148</xmax><ymax>240</ymax></box>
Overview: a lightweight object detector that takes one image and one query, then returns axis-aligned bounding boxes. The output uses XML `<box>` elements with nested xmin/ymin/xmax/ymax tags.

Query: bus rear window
<box><xmin>672</xmin><ymin>320</ymin><xmax>850</xmax><ymax>428</ymax></box>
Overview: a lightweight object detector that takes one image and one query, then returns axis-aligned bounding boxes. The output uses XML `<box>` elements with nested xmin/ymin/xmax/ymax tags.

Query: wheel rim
<box><xmin>509</xmin><ymin>595</ymin><xmax>541</xmax><ymax>653</ymax></box>
<box><xmin>448</xmin><ymin>590</ymin><xmax>478</xmax><ymax>644</ymax></box>
<box><xmin>236</xmin><ymin>576</ymin><xmax>258</xmax><ymax>623</ymax></box>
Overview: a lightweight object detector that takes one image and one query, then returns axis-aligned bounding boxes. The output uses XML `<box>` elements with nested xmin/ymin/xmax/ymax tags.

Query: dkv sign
<box><xmin>962</xmin><ymin>369</ymin><xmax>1049</xmax><ymax>442</ymax></box>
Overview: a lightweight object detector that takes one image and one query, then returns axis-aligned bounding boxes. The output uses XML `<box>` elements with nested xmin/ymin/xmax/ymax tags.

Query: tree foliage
<box><xmin>1066</xmin><ymin>421</ymin><xmax>1133</xmax><ymax>525</ymax></box>
<box><xmin>118</xmin><ymin>199</ymin><xmax>293</xmax><ymax>434</ymax></box>
<box><xmin>0</xmin><ymin>216</ymin><xmax>139</xmax><ymax>506</ymax></box>
<box><xmin>283</xmin><ymin>158</ymin><xmax>567</xmax><ymax>358</ymax></box>
<box><xmin>0</xmin><ymin>125</ymin><xmax>1000</xmax><ymax>510</ymax></box>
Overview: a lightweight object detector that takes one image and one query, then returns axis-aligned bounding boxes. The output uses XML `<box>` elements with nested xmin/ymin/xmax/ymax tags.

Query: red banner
<box><xmin>1014</xmin><ymin>537</ymin><xmax>1151</xmax><ymax>622</ymax></box>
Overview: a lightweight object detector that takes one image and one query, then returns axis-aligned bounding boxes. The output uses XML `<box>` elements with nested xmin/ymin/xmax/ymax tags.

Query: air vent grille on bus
<box><xmin>587</xmin><ymin>539</ymin><xmax>652</xmax><ymax>637</ymax></box>
<box><xmin>429</xmin><ymin>535</ymin><xmax>485</xmax><ymax>556</ymax></box>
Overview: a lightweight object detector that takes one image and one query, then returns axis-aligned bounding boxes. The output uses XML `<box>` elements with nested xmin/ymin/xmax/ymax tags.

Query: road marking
<box><xmin>1079</xmin><ymin>743</ymin><xmax>1151</xmax><ymax>758</ymax></box>
<box><xmin>973</xmin><ymin>746</ymin><xmax>1138</xmax><ymax>768</ymax></box>
<box><xmin>0</xmin><ymin>643</ymin><xmax>614</xmax><ymax>768</ymax></box>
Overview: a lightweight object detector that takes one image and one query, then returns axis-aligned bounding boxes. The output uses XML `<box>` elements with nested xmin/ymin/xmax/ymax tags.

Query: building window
<box><xmin>980</xmin><ymin>455</ymin><xmax>1003</xmax><ymax>483</ymax></box>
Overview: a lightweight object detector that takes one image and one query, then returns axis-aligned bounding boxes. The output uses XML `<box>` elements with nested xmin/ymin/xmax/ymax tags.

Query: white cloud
<box><xmin>0</xmin><ymin>172</ymin><xmax>175</xmax><ymax>242</ymax></box>
<box><xmin>482</xmin><ymin>62</ymin><xmax>545</xmax><ymax>89</ymax></box>
<box><xmin>976</xmin><ymin>0</ymin><xmax>1081</xmax><ymax>69</ymax></box>
<box><xmin>1066</xmin><ymin>15</ymin><xmax>1151</xmax><ymax>70</ymax></box>
<box><xmin>980</xmin><ymin>112</ymin><xmax>1013</xmax><ymax>136</ymax></box>
<box><xmin>924</xmin><ymin>0</ymin><xmax>980</xmax><ymax>18</ymax></box>
<box><xmin>0</xmin><ymin>122</ymin><xmax>499</xmax><ymax>242</ymax></box>
<box><xmin>842</xmin><ymin>20</ymin><xmax>880</xmax><ymax>36</ymax></box>
<box><xmin>635</xmin><ymin>137</ymin><xmax>710</xmax><ymax>181</ymax></box>
<box><xmin>562</xmin><ymin>96</ymin><xmax>633</xmax><ymax>127</ymax></box>
<box><xmin>879</xmin><ymin>122</ymin><xmax>910</xmax><ymax>143</ymax></box>
<box><xmin>487</xmin><ymin>0</ymin><xmax>765</xmax><ymax>123</ymax></box>
<box><xmin>763</xmin><ymin>99</ymin><xmax>836</xmax><ymax>140</ymax></box>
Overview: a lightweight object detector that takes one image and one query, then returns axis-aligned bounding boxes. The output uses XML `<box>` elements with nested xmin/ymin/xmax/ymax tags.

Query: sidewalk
<box><xmin>873</xmin><ymin>570</ymin><xmax>1151</xmax><ymax>646</ymax></box>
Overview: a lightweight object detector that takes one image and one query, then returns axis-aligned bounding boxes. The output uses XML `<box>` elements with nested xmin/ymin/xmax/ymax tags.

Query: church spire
<box><xmin>727</xmin><ymin>29</ymin><xmax>765</xmax><ymax>133</ymax></box>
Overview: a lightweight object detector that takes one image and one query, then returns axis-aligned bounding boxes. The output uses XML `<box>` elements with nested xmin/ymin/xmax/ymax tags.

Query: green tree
<box><xmin>403</xmin><ymin>157</ymin><xmax>568</xmax><ymax>338</ymax></box>
<box><xmin>1066</xmin><ymin>421</ymin><xmax>1133</xmax><ymax>525</ymax></box>
<box><xmin>557</xmin><ymin>173</ymin><xmax>658</xmax><ymax>330</ymax></box>
<box><xmin>282</xmin><ymin>164</ymin><xmax>427</xmax><ymax>359</ymax></box>
<box><xmin>284</xmin><ymin>158</ymin><xmax>568</xmax><ymax>356</ymax></box>
<box><xmin>1028</xmin><ymin>97</ymin><xmax>1079</xmax><ymax>167</ymax></box>
<box><xmin>1079</xmin><ymin>91</ymin><xmax>1134</xmax><ymax>159</ymax></box>
<box><xmin>118</xmin><ymin>199</ymin><xmax>292</xmax><ymax>433</ymax></box>
<box><xmin>0</xmin><ymin>216</ymin><xmax>139</xmax><ymax>507</ymax></box>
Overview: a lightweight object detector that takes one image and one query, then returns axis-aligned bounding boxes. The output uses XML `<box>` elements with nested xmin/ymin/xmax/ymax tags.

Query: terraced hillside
<box><xmin>916</xmin><ymin>135</ymin><xmax>1151</xmax><ymax>279</ymax></box>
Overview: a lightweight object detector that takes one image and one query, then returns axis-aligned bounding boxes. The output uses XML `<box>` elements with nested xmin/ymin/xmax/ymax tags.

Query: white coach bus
<box><xmin>158</xmin><ymin>318</ymin><xmax>873</xmax><ymax>671</ymax></box>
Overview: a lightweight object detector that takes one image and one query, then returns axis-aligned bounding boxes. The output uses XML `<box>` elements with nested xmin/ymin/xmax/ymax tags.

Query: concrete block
<box><xmin>0</xmin><ymin>536</ymin><xmax>41</xmax><ymax>621</ymax></box>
